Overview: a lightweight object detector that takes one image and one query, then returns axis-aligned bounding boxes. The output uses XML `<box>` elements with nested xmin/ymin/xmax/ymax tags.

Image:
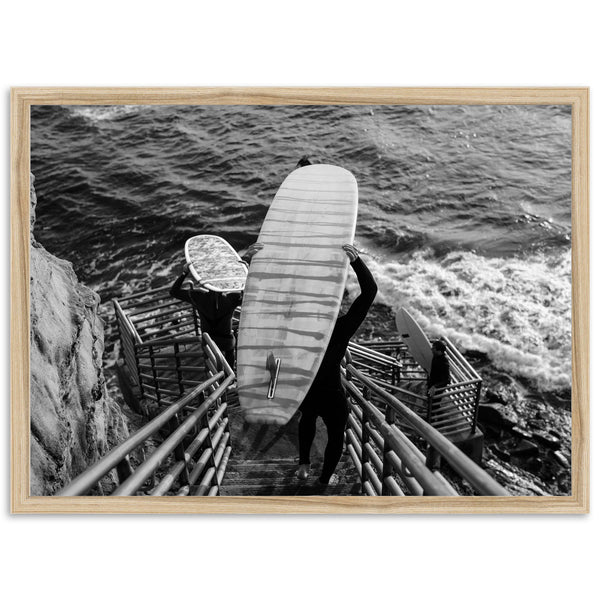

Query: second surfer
<box><xmin>169</xmin><ymin>244</ymin><xmax>262</xmax><ymax>368</ymax></box>
<box><xmin>297</xmin><ymin>243</ymin><xmax>378</xmax><ymax>486</ymax></box>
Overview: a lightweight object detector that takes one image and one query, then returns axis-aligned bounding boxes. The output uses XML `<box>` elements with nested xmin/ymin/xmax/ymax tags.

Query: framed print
<box><xmin>11</xmin><ymin>87</ymin><xmax>589</xmax><ymax>513</ymax></box>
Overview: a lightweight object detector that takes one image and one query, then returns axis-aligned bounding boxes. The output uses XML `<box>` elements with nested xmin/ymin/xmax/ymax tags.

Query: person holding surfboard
<box><xmin>297</xmin><ymin>244</ymin><xmax>378</xmax><ymax>486</ymax></box>
<box><xmin>427</xmin><ymin>340</ymin><xmax>451</xmax><ymax>397</ymax></box>
<box><xmin>169</xmin><ymin>244</ymin><xmax>262</xmax><ymax>368</ymax></box>
<box><xmin>425</xmin><ymin>340</ymin><xmax>451</xmax><ymax>471</ymax></box>
<box><xmin>170</xmin><ymin>266</ymin><xmax>241</xmax><ymax>367</ymax></box>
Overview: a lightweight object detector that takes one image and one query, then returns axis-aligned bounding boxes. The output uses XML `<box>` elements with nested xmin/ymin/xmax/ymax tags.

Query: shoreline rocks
<box><xmin>355</xmin><ymin>305</ymin><xmax>572</xmax><ymax>496</ymax></box>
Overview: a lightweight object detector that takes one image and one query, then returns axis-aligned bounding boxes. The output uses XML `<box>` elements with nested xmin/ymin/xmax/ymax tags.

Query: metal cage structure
<box><xmin>113</xmin><ymin>284</ymin><xmax>239</xmax><ymax>411</ymax></box>
<box><xmin>347</xmin><ymin>337</ymin><xmax>482</xmax><ymax>442</ymax></box>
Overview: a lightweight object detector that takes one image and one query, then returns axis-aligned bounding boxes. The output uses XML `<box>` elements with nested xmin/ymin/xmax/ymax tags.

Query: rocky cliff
<box><xmin>29</xmin><ymin>175</ymin><xmax>129</xmax><ymax>495</ymax></box>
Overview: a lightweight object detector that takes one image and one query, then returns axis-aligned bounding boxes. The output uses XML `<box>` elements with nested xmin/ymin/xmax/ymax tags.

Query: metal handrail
<box><xmin>345</xmin><ymin>364</ymin><xmax>508</xmax><ymax>496</ymax></box>
<box><xmin>137</xmin><ymin>336</ymin><xmax>202</xmax><ymax>348</ymax></box>
<box><xmin>58</xmin><ymin>372</ymin><xmax>225</xmax><ymax>496</ymax></box>
<box><xmin>344</xmin><ymin>378</ymin><xmax>451</xmax><ymax>495</ymax></box>
<box><xmin>112</xmin><ymin>374</ymin><xmax>234</xmax><ymax>496</ymax></box>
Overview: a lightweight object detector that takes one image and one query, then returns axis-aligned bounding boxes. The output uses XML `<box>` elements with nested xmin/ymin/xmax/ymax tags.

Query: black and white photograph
<box><xmin>26</xmin><ymin>99</ymin><xmax>575</xmax><ymax>500</ymax></box>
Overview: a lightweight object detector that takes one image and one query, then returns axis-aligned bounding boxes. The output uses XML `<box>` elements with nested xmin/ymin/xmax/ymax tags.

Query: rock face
<box><xmin>29</xmin><ymin>175</ymin><xmax>129</xmax><ymax>495</ymax></box>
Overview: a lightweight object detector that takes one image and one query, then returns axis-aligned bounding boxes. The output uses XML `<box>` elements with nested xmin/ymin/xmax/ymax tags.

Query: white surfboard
<box><xmin>237</xmin><ymin>164</ymin><xmax>358</xmax><ymax>425</ymax></box>
<box><xmin>184</xmin><ymin>235</ymin><xmax>247</xmax><ymax>293</ymax></box>
<box><xmin>395</xmin><ymin>308</ymin><xmax>433</xmax><ymax>373</ymax></box>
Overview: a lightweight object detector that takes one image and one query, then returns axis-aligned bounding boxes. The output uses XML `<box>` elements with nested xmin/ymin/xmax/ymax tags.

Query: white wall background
<box><xmin>2</xmin><ymin>2</ymin><xmax>596</xmax><ymax>598</ymax></box>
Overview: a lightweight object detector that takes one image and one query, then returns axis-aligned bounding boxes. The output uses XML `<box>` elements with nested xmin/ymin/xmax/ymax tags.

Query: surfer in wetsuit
<box><xmin>425</xmin><ymin>340</ymin><xmax>451</xmax><ymax>470</ymax></box>
<box><xmin>169</xmin><ymin>244</ymin><xmax>262</xmax><ymax>368</ymax></box>
<box><xmin>427</xmin><ymin>340</ymin><xmax>451</xmax><ymax>397</ymax></box>
<box><xmin>296</xmin><ymin>155</ymin><xmax>312</xmax><ymax>168</ymax></box>
<box><xmin>297</xmin><ymin>244</ymin><xmax>378</xmax><ymax>486</ymax></box>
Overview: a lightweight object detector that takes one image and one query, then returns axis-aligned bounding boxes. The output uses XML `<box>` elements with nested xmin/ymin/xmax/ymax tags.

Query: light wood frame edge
<box><xmin>10</xmin><ymin>87</ymin><xmax>589</xmax><ymax>514</ymax></box>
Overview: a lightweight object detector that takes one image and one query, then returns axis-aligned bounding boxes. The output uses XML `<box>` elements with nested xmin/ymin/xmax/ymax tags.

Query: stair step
<box><xmin>224</xmin><ymin>461</ymin><xmax>317</xmax><ymax>478</ymax></box>
<box><xmin>220</xmin><ymin>481</ymin><xmax>362</xmax><ymax>497</ymax></box>
<box><xmin>220</xmin><ymin>457</ymin><xmax>362</xmax><ymax>496</ymax></box>
<box><xmin>227</xmin><ymin>458</ymin><xmax>303</xmax><ymax>466</ymax></box>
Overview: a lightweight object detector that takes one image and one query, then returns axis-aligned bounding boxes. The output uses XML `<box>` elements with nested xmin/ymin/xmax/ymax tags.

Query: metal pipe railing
<box><xmin>345</xmin><ymin>378</ymin><xmax>451</xmax><ymax>496</ymax></box>
<box><xmin>112</xmin><ymin>374</ymin><xmax>234</xmax><ymax>496</ymax></box>
<box><xmin>346</xmin><ymin>364</ymin><xmax>508</xmax><ymax>496</ymax></box>
<box><xmin>57</xmin><ymin>372</ymin><xmax>225</xmax><ymax>496</ymax></box>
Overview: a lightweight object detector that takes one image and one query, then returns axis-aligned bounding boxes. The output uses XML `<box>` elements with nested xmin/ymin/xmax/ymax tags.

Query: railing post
<box><xmin>192</xmin><ymin>306</ymin><xmax>200</xmax><ymax>336</ymax></box>
<box><xmin>472</xmin><ymin>380</ymin><xmax>482</xmax><ymax>433</ymax></box>
<box><xmin>148</xmin><ymin>344</ymin><xmax>161</xmax><ymax>404</ymax></box>
<box><xmin>169</xmin><ymin>413</ymin><xmax>190</xmax><ymax>486</ymax></box>
<box><xmin>360</xmin><ymin>385</ymin><xmax>371</xmax><ymax>495</ymax></box>
<box><xmin>381</xmin><ymin>404</ymin><xmax>394</xmax><ymax>495</ymax></box>
<box><xmin>214</xmin><ymin>345</ymin><xmax>224</xmax><ymax>408</ymax></box>
<box><xmin>425</xmin><ymin>392</ymin><xmax>441</xmax><ymax>476</ymax></box>
<box><xmin>174</xmin><ymin>342</ymin><xmax>185</xmax><ymax>396</ymax></box>
<box><xmin>133</xmin><ymin>343</ymin><xmax>144</xmax><ymax>407</ymax></box>
<box><xmin>197</xmin><ymin>410</ymin><xmax>219</xmax><ymax>495</ymax></box>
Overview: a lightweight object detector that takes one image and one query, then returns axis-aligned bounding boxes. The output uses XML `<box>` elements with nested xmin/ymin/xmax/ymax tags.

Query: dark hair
<box><xmin>432</xmin><ymin>340</ymin><xmax>446</xmax><ymax>353</ymax></box>
<box><xmin>296</xmin><ymin>155</ymin><xmax>312</xmax><ymax>168</ymax></box>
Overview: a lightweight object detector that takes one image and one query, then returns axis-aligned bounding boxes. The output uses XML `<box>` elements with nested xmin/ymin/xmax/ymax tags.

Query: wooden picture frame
<box><xmin>11</xmin><ymin>87</ymin><xmax>589</xmax><ymax>514</ymax></box>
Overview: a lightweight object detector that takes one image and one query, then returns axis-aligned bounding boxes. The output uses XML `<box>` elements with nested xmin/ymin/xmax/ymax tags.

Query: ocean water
<box><xmin>30</xmin><ymin>103</ymin><xmax>572</xmax><ymax>493</ymax></box>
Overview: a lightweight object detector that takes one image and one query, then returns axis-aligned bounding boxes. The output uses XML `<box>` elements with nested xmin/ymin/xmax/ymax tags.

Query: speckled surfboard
<box><xmin>237</xmin><ymin>164</ymin><xmax>358</xmax><ymax>425</ymax></box>
<box><xmin>395</xmin><ymin>308</ymin><xmax>433</xmax><ymax>373</ymax></box>
<box><xmin>184</xmin><ymin>235</ymin><xmax>248</xmax><ymax>292</ymax></box>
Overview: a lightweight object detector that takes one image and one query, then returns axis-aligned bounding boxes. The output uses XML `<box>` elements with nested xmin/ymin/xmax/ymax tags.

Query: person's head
<box><xmin>432</xmin><ymin>340</ymin><xmax>446</xmax><ymax>356</ymax></box>
<box><xmin>296</xmin><ymin>155</ymin><xmax>312</xmax><ymax>168</ymax></box>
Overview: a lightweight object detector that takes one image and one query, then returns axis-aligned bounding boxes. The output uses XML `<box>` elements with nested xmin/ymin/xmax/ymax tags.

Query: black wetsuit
<box><xmin>170</xmin><ymin>272</ymin><xmax>242</xmax><ymax>367</ymax></box>
<box><xmin>428</xmin><ymin>354</ymin><xmax>451</xmax><ymax>390</ymax></box>
<box><xmin>298</xmin><ymin>257</ymin><xmax>377</xmax><ymax>483</ymax></box>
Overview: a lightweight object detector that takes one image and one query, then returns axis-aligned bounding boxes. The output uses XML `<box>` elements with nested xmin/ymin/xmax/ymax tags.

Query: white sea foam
<box><xmin>346</xmin><ymin>249</ymin><xmax>572</xmax><ymax>391</ymax></box>
<box><xmin>68</xmin><ymin>105</ymin><xmax>143</xmax><ymax>122</ymax></box>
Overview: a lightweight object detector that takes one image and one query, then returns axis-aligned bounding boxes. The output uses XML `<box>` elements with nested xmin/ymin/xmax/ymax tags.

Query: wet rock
<box><xmin>478</xmin><ymin>403</ymin><xmax>519</xmax><ymax>429</ymax></box>
<box><xmin>483</xmin><ymin>389</ymin><xmax>508</xmax><ymax>405</ymax></box>
<box><xmin>29</xmin><ymin>174</ymin><xmax>130</xmax><ymax>495</ymax></box>
<box><xmin>463</xmin><ymin>349</ymin><xmax>488</xmax><ymax>362</ymax></box>
<box><xmin>553</xmin><ymin>451</ymin><xmax>570</xmax><ymax>469</ymax></box>
<box><xmin>512</xmin><ymin>426</ymin><xmax>533</xmax><ymax>439</ymax></box>
<box><xmin>557</xmin><ymin>473</ymin><xmax>571</xmax><ymax>494</ymax></box>
<box><xmin>510</xmin><ymin>440</ymin><xmax>539</xmax><ymax>458</ymax></box>
<box><xmin>489</xmin><ymin>444</ymin><xmax>511</xmax><ymax>462</ymax></box>
<box><xmin>526</xmin><ymin>457</ymin><xmax>544</xmax><ymax>474</ymax></box>
<box><xmin>532</xmin><ymin>431</ymin><xmax>562</xmax><ymax>450</ymax></box>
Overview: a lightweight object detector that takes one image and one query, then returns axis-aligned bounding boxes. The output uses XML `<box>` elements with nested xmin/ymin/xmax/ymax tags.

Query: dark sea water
<box><xmin>30</xmin><ymin>104</ymin><xmax>572</xmax><ymax>494</ymax></box>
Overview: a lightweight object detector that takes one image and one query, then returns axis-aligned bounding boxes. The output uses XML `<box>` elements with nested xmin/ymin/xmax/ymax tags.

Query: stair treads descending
<box><xmin>220</xmin><ymin>457</ymin><xmax>361</xmax><ymax>496</ymax></box>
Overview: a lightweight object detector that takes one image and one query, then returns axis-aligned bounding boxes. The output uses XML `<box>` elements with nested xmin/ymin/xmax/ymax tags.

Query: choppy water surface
<box><xmin>31</xmin><ymin>103</ymin><xmax>572</xmax><ymax>494</ymax></box>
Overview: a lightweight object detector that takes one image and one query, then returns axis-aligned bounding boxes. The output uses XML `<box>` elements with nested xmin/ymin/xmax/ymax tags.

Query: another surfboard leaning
<box><xmin>395</xmin><ymin>308</ymin><xmax>433</xmax><ymax>373</ymax></box>
<box><xmin>184</xmin><ymin>234</ymin><xmax>248</xmax><ymax>293</ymax></box>
<box><xmin>237</xmin><ymin>164</ymin><xmax>359</xmax><ymax>425</ymax></box>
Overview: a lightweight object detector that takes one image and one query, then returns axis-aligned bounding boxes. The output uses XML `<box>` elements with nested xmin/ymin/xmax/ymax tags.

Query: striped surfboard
<box><xmin>237</xmin><ymin>164</ymin><xmax>358</xmax><ymax>425</ymax></box>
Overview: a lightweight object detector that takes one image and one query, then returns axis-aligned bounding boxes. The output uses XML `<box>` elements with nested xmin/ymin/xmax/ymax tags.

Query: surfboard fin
<box><xmin>266</xmin><ymin>352</ymin><xmax>281</xmax><ymax>400</ymax></box>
